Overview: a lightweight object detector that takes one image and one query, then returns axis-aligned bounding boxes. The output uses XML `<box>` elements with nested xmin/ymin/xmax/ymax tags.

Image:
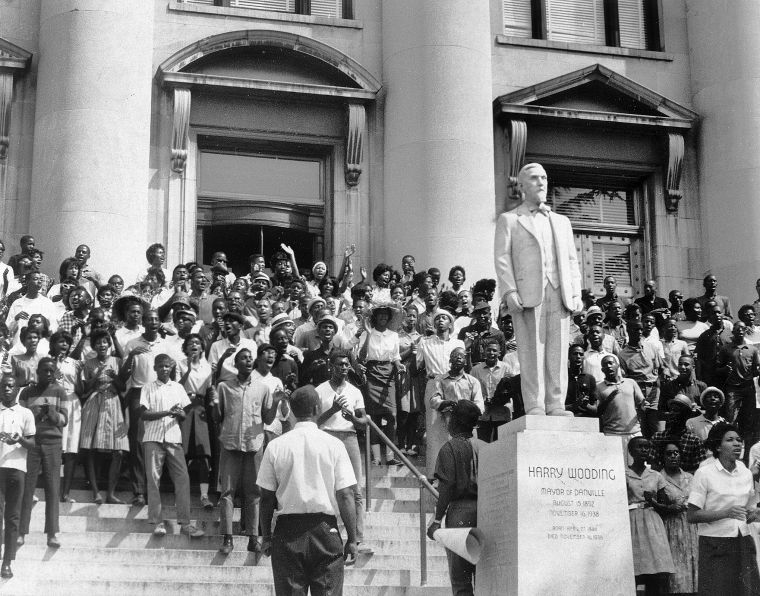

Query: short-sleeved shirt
<box><xmin>0</xmin><ymin>402</ymin><xmax>36</xmax><ymax>472</ymax></box>
<box><xmin>626</xmin><ymin>466</ymin><xmax>666</xmax><ymax>506</ymax></box>
<box><xmin>596</xmin><ymin>378</ymin><xmax>644</xmax><ymax>435</ymax></box>
<box><xmin>217</xmin><ymin>376</ymin><xmax>271</xmax><ymax>452</ymax></box>
<box><xmin>688</xmin><ymin>459</ymin><xmax>757</xmax><ymax>537</ymax></box>
<box><xmin>140</xmin><ymin>380</ymin><xmax>191</xmax><ymax>444</ymax></box>
<box><xmin>686</xmin><ymin>414</ymin><xmax>725</xmax><ymax>442</ymax></box>
<box><xmin>114</xmin><ymin>326</ymin><xmax>143</xmax><ymax>355</ymax></box>
<box><xmin>208</xmin><ymin>336</ymin><xmax>258</xmax><ymax>385</ymax></box>
<box><xmin>125</xmin><ymin>335</ymin><xmax>168</xmax><ymax>390</ymax></box>
<box><xmin>470</xmin><ymin>361</ymin><xmax>509</xmax><ymax>402</ymax></box>
<box><xmin>316</xmin><ymin>380</ymin><xmax>365</xmax><ymax>433</ymax></box>
<box><xmin>618</xmin><ymin>342</ymin><xmax>662</xmax><ymax>383</ymax></box>
<box><xmin>177</xmin><ymin>358</ymin><xmax>212</xmax><ymax>396</ymax></box>
<box><xmin>257</xmin><ymin>421</ymin><xmax>356</xmax><ymax>516</ymax></box>
<box><xmin>660</xmin><ymin>338</ymin><xmax>690</xmax><ymax>378</ymax></box>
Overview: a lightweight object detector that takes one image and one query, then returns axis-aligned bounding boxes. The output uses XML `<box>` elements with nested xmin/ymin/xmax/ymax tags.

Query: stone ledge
<box><xmin>501</xmin><ymin>414</ymin><xmax>601</xmax><ymax>435</ymax></box>
<box><xmin>168</xmin><ymin>1</ymin><xmax>363</xmax><ymax>29</ymax></box>
<box><xmin>495</xmin><ymin>34</ymin><xmax>674</xmax><ymax>61</ymax></box>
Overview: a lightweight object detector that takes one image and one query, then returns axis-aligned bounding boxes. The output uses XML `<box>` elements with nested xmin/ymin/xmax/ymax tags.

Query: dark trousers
<box><xmin>699</xmin><ymin>534</ymin><xmax>760</xmax><ymax>596</ymax></box>
<box><xmin>445</xmin><ymin>499</ymin><xmax>477</xmax><ymax>596</ymax></box>
<box><xmin>724</xmin><ymin>384</ymin><xmax>754</xmax><ymax>426</ymax></box>
<box><xmin>367</xmin><ymin>407</ymin><xmax>396</xmax><ymax>446</ymax></box>
<box><xmin>19</xmin><ymin>441</ymin><xmax>61</xmax><ymax>535</ymax></box>
<box><xmin>397</xmin><ymin>411</ymin><xmax>423</xmax><ymax>448</ymax></box>
<box><xmin>272</xmin><ymin>513</ymin><xmax>344</xmax><ymax>596</ymax></box>
<box><xmin>477</xmin><ymin>420</ymin><xmax>508</xmax><ymax>443</ymax></box>
<box><xmin>126</xmin><ymin>388</ymin><xmax>146</xmax><ymax>495</ymax></box>
<box><xmin>0</xmin><ymin>468</ymin><xmax>25</xmax><ymax>561</ymax></box>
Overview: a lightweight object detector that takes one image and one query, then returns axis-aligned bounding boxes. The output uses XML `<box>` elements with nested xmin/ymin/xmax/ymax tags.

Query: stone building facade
<box><xmin>0</xmin><ymin>0</ymin><xmax>756</xmax><ymax>307</ymax></box>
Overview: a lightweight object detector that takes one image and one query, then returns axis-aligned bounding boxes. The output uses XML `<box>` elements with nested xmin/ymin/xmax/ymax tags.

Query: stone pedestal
<box><xmin>476</xmin><ymin>416</ymin><xmax>635</xmax><ymax>596</ymax></box>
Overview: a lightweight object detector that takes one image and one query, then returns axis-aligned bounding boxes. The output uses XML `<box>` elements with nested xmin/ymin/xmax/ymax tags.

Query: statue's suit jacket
<box><xmin>494</xmin><ymin>205</ymin><xmax>581</xmax><ymax>310</ymax></box>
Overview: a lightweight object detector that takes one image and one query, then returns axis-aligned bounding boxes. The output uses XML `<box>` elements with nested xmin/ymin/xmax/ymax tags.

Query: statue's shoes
<box><xmin>525</xmin><ymin>408</ymin><xmax>545</xmax><ymax>416</ymax></box>
<box><xmin>547</xmin><ymin>408</ymin><xmax>574</xmax><ymax>417</ymax></box>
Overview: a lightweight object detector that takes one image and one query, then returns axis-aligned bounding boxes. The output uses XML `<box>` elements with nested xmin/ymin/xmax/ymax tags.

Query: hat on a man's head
<box><xmin>471</xmin><ymin>301</ymin><xmax>491</xmax><ymax>314</ymax></box>
<box><xmin>253</xmin><ymin>272</ymin><xmax>272</xmax><ymax>286</ymax></box>
<box><xmin>307</xmin><ymin>297</ymin><xmax>326</xmax><ymax>312</ymax></box>
<box><xmin>584</xmin><ymin>306</ymin><xmax>603</xmax><ymax>321</ymax></box>
<box><xmin>317</xmin><ymin>315</ymin><xmax>340</xmax><ymax>330</ymax></box>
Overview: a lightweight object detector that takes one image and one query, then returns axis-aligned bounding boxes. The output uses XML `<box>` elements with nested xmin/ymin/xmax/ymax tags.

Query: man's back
<box><xmin>258</xmin><ymin>421</ymin><xmax>355</xmax><ymax>516</ymax></box>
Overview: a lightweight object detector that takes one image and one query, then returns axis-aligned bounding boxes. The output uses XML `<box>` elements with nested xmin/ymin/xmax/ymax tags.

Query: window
<box><xmin>502</xmin><ymin>0</ymin><xmax>661</xmax><ymax>51</ymax></box>
<box><xmin>183</xmin><ymin>0</ymin><xmax>352</xmax><ymax>18</ymax></box>
<box><xmin>547</xmin><ymin>174</ymin><xmax>647</xmax><ymax>299</ymax></box>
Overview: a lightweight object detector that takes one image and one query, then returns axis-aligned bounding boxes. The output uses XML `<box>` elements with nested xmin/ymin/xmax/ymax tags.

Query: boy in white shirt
<box><xmin>139</xmin><ymin>354</ymin><xmax>203</xmax><ymax>538</ymax></box>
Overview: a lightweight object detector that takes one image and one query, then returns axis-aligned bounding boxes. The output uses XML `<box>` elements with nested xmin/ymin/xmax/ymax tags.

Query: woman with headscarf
<box><xmin>356</xmin><ymin>301</ymin><xmax>405</xmax><ymax>465</ymax></box>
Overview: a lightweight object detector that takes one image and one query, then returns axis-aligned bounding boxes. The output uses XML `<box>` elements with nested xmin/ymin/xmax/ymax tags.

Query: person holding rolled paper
<box><xmin>427</xmin><ymin>400</ymin><xmax>485</xmax><ymax>596</ymax></box>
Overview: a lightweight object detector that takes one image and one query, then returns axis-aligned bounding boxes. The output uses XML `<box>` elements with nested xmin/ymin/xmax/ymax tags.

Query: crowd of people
<box><xmin>1</xmin><ymin>233</ymin><xmax>760</xmax><ymax>594</ymax></box>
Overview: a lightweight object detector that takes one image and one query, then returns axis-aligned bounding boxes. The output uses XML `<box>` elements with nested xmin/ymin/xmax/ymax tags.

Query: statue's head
<box><xmin>517</xmin><ymin>163</ymin><xmax>547</xmax><ymax>208</ymax></box>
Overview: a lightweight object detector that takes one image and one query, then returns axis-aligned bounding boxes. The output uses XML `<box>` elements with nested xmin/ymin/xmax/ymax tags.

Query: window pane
<box><xmin>503</xmin><ymin>0</ymin><xmax>533</xmax><ymax>38</ymax></box>
<box><xmin>546</xmin><ymin>0</ymin><xmax>606</xmax><ymax>45</ymax></box>
<box><xmin>310</xmin><ymin>0</ymin><xmax>341</xmax><ymax>18</ymax></box>
<box><xmin>618</xmin><ymin>0</ymin><xmax>648</xmax><ymax>49</ymax></box>
<box><xmin>593</xmin><ymin>242</ymin><xmax>632</xmax><ymax>287</ymax></box>
<box><xmin>550</xmin><ymin>187</ymin><xmax>635</xmax><ymax>226</ymax></box>
<box><xmin>199</xmin><ymin>152</ymin><xmax>322</xmax><ymax>206</ymax></box>
<box><xmin>230</xmin><ymin>0</ymin><xmax>295</xmax><ymax>11</ymax></box>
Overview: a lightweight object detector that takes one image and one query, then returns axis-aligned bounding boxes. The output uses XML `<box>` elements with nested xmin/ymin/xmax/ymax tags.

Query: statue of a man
<box><xmin>494</xmin><ymin>163</ymin><xmax>582</xmax><ymax>416</ymax></box>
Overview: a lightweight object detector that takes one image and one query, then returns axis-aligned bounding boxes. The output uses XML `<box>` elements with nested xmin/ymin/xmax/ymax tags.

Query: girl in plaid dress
<box><xmin>78</xmin><ymin>329</ymin><xmax>128</xmax><ymax>504</ymax></box>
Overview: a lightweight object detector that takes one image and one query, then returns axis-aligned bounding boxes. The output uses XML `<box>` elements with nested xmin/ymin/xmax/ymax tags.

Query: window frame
<box><xmin>200</xmin><ymin>0</ymin><xmax>353</xmax><ymax>18</ymax></box>
<box><xmin>509</xmin><ymin>0</ymin><xmax>663</xmax><ymax>52</ymax></box>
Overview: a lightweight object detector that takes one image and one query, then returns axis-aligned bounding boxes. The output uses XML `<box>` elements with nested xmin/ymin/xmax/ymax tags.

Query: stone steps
<box><xmin>1</xmin><ymin>578</ymin><xmax>451</xmax><ymax>596</ymax></box>
<box><xmin>11</xmin><ymin>544</ymin><xmax>449</xmax><ymax>569</ymax></box>
<box><xmin>5</xmin><ymin>560</ymin><xmax>451</xmax><ymax>584</ymax></box>
<box><xmin>17</xmin><ymin>529</ymin><xmax>444</xmax><ymax>554</ymax></box>
<box><xmin>5</xmin><ymin>456</ymin><xmax>445</xmax><ymax>595</ymax></box>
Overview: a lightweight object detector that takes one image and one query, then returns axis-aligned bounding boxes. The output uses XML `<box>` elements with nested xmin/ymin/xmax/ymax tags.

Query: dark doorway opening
<box><xmin>201</xmin><ymin>224</ymin><xmax>318</xmax><ymax>277</ymax></box>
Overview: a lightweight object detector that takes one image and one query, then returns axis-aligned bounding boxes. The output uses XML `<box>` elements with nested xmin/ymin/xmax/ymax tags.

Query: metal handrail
<box><xmin>363</xmin><ymin>416</ymin><xmax>438</xmax><ymax>586</ymax></box>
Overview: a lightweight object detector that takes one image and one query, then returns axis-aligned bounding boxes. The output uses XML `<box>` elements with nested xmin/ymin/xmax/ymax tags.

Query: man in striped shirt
<box><xmin>139</xmin><ymin>354</ymin><xmax>203</xmax><ymax>538</ymax></box>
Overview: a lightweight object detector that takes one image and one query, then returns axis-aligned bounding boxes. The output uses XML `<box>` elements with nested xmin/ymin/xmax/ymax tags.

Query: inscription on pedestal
<box><xmin>477</xmin><ymin>418</ymin><xmax>635</xmax><ymax>596</ymax></box>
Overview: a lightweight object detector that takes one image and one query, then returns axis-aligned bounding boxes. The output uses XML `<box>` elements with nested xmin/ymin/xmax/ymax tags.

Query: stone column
<box><xmin>686</xmin><ymin>0</ymin><xmax>760</xmax><ymax>307</ymax></box>
<box><xmin>29</xmin><ymin>1</ymin><xmax>153</xmax><ymax>280</ymax></box>
<box><xmin>381</xmin><ymin>0</ymin><xmax>495</xmax><ymax>281</ymax></box>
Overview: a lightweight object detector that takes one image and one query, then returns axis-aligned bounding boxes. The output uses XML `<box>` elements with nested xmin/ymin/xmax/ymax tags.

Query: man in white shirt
<box><xmin>208</xmin><ymin>312</ymin><xmax>257</xmax><ymax>384</ymax></box>
<box><xmin>258</xmin><ymin>385</ymin><xmax>358</xmax><ymax>594</ymax></box>
<box><xmin>139</xmin><ymin>355</ymin><xmax>203</xmax><ymax>538</ymax></box>
<box><xmin>4</xmin><ymin>272</ymin><xmax>59</xmax><ymax>343</ymax></box>
<box><xmin>119</xmin><ymin>309</ymin><xmax>167</xmax><ymax>507</ymax></box>
<box><xmin>316</xmin><ymin>350</ymin><xmax>368</xmax><ymax>549</ymax></box>
<box><xmin>0</xmin><ymin>374</ymin><xmax>35</xmax><ymax>578</ymax></box>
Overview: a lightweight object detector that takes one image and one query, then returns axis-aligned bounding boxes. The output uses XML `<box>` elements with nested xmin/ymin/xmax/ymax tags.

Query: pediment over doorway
<box><xmin>0</xmin><ymin>37</ymin><xmax>32</xmax><ymax>71</ymax></box>
<box><xmin>494</xmin><ymin>64</ymin><xmax>697</xmax><ymax>130</ymax></box>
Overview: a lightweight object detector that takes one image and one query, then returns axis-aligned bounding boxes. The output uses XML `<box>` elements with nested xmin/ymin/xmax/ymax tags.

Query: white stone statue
<box><xmin>494</xmin><ymin>163</ymin><xmax>582</xmax><ymax>415</ymax></box>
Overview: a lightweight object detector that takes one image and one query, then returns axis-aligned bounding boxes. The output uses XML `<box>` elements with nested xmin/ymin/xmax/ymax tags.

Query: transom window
<box><xmin>184</xmin><ymin>0</ymin><xmax>352</xmax><ymax>19</ymax></box>
<box><xmin>502</xmin><ymin>0</ymin><xmax>661</xmax><ymax>51</ymax></box>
